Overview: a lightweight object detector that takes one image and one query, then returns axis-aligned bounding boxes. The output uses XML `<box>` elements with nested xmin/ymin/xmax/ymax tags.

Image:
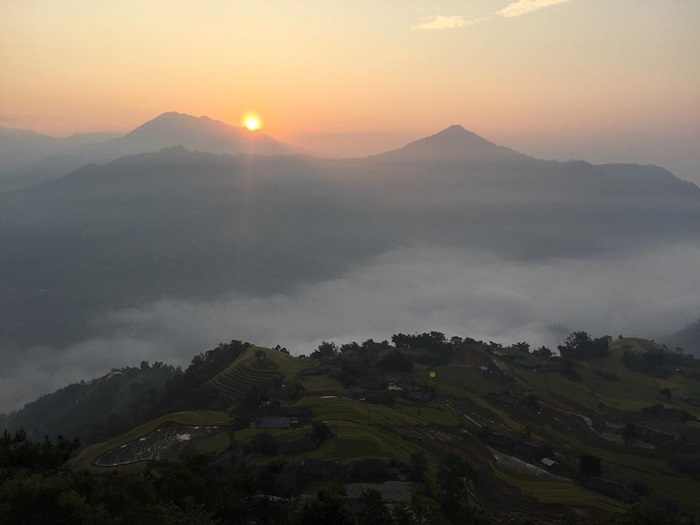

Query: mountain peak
<box><xmin>131</xmin><ymin>112</ymin><xmax>223</xmax><ymax>134</ymax></box>
<box><xmin>377</xmin><ymin>125</ymin><xmax>525</xmax><ymax>162</ymax></box>
<box><xmin>119</xmin><ymin>112</ymin><xmax>293</xmax><ymax>156</ymax></box>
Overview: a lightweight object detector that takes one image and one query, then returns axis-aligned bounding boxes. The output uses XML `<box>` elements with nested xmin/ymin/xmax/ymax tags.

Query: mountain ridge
<box><xmin>0</xmin><ymin>112</ymin><xmax>296</xmax><ymax>191</ymax></box>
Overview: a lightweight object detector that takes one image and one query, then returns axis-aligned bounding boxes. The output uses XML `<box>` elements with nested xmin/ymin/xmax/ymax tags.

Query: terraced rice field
<box><xmin>207</xmin><ymin>347</ymin><xmax>301</xmax><ymax>403</ymax></box>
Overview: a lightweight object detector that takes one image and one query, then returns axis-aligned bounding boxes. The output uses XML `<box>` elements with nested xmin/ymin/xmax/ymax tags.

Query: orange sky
<box><xmin>1</xmin><ymin>1</ymin><xmax>699</xmax><ymax>179</ymax></box>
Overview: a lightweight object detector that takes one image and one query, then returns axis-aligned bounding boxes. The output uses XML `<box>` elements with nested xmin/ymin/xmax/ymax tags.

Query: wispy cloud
<box><xmin>412</xmin><ymin>15</ymin><xmax>489</xmax><ymax>31</ymax></box>
<box><xmin>413</xmin><ymin>1</ymin><xmax>572</xmax><ymax>31</ymax></box>
<box><xmin>497</xmin><ymin>0</ymin><xmax>572</xmax><ymax>18</ymax></box>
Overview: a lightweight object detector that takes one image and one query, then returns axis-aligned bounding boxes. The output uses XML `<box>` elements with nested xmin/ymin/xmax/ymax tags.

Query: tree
<box><xmin>310</xmin><ymin>422</ymin><xmax>332</xmax><ymax>444</ymax></box>
<box><xmin>378</xmin><ymin>350</ymin><xmax>414</xmax><ymax>372</ymax></box>
<box><xmin>578</xmin><ymin>454</ymin><xmax>601</xmax><ymax>478</ymax></box>
<box><xmin>247</xmin><ymin>433</ymin><xmax>278</xmax><ymax>456</ymax></box>
<box><xmin>311</xmin><ymin>341</ymin><xmax>338</xmax><ymax>359</ymax></box>
<box><xmin>0</xmin><ymin>430</ymin><xmax>80</xmax><ymax>476</ymax></box>
<box><xmin>512</xmin><ymin>341</ymin><xmax>530</xmax><ymax>353</ymax></box>
<box><xmin>534</xmin><ymin>345</ymin><xmax>553</xmax><ymax>358</ymax></box>
<box><xmin>409</xmin><ymin>451</ymin><xmax>428</xmax><ymax>483</ymax></box>
<box><xmin>660</xmin><ymin>387</ymin><xmax>672</xmax><ymax>400</ymax></box>
<box><xmin>558</xmin><ymin>331</ymin><xmax>611</xmax><ymax>360</ymax></box>
<box><xmin>622</xmin><ymin>422</ymin><xmax>638</xmax><ymax>445</ymax></box>
<box><xmin>358</xmin><ymin>489</ymin><xmax>392</xmax><ymax>525</ymax></box>
<box><xmin>293</xmin><ymin>488</ymin><xmax>352</xmax><ymax>525</ymax></box>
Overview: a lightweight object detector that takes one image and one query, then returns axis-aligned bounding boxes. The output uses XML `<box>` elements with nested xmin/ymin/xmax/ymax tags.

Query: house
<box><xmin>540</xmin><ymin>457</ymin><xmax>557</xmax><ymax>468</ymax></box>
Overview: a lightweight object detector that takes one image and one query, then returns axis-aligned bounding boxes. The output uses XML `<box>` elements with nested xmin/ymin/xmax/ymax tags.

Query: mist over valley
<box><xmin>1</xmin><ymin>115</ymin><xmax>699</xmax><ymax>410</ymax></box>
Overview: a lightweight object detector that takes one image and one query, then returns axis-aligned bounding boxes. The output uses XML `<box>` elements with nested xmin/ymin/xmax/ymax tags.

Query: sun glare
<box><xmin>243</xmin><ymin>114</ymin><xmax>262</xmax><ymax>131</ymax></box>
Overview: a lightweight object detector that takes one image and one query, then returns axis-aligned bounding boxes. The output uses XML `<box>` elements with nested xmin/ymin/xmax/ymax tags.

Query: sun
<box><xmin>243</xmin><ymin>114</ymin><xmax>262</xmax><ymax>131</ymax></box>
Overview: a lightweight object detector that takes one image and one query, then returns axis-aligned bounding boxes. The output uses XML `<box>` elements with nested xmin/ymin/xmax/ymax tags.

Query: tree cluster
<box><xmin>558</xmin><ymin>331</ymin><xmax>611</xmax><ymax>360</ymax></box>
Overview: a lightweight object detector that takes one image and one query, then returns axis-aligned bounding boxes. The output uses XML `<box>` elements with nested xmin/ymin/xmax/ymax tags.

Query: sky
<box><xmin>1</xmin><ymin>0</ymin><xmax>699</xmax><ymax>180</ymax></box>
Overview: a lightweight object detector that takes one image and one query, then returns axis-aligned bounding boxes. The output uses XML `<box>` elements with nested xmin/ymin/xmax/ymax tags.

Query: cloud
<box><xmin>412</xmin><ymin>1</ymin><xmax>572</xmax><ymax>31</ymax></box>
<box><xmin>412</xmin><ymin>15</ymin><xmax>489</xmax><ymax>31</ymax></box>
<box><xmin>497</xmin><ymin>0</ymin><xmax>573</xmax><ymax>18</ymax></box>
<box><xmin>3</xmin><ymin>241</ymin><xmax>700</xmax><ymax>412</ymax></box>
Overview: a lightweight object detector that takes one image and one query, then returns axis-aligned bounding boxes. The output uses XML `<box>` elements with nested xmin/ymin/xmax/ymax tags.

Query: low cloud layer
<box><xmin>3</xmin><ymin>241</ymin><xmax>700</xmax><ymax>412</ymax></box>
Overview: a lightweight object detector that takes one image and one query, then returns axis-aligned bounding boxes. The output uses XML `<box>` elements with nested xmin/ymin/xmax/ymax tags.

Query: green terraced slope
<box><xmin>207</xmin><ymin>346</ymin><xmax>303</xmax><ymax>402</ymax></box>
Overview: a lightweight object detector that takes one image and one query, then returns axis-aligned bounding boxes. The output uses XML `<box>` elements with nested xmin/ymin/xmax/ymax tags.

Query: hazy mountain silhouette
<box><xmin>375</xmin><ymin>124</ymin><xmax>526</xmax><ymax>162</ymax></box>
<box><xmin>663</xmin><ymin>319</ymin><xmax>700</xmax><ymax>356</ymax></box>
<box><xmin>100</xmin><ymin>112</ymin><xmax>292</xmax><ymax>157</ymax></box>
<box><xmin>0</xmin><ymin>127</ymin><xmax>120</xmax><ymax>174</ymax></box>
<box><xmin>1</xmin><ymin>123</ymin><xmax>699</xmax><ymax>355</ymax></box>
<box><xmin>0</xmin><ymin>112</ymin><xmax>295</xmax><ymax>191</ymax></box>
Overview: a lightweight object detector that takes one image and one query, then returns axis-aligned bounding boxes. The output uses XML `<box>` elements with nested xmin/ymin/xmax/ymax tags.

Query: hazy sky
<box><xmin>2</xmin><ymin>0</ymin><xmax>699</xmax><ymax>179</ymax></box>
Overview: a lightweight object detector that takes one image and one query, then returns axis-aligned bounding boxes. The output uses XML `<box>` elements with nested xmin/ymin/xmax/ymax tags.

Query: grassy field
<box><xmin>196</xmin><ymin>432</ymin><xmax>232</xmax><ymax>455</ymax></box>
<box><xmin>415</xmin><ymin>363</ymin><xmax>498</xmax><ymax>398</ymax></box>
<box><xmin>492</xmin><ymin>468</ymin><xmax>628</xmax><ymax>514</ymax></box>
<box><xmin>72</xmin><ymin>410</ymin><xmax>231</xmax><ymax>471</ymax></box>
<box><xmin>540</xmin><ymin>423</ymin><xmax>700</xmax><ymax>510</ymax></box>
<box><xmin>299</xmin><ymin>375</ymin><xmax>345</xmax><ymax>394</ymax></box>
<box><xmin>231</xmin><ymin>404</ymin><xmax>436</xmax><ymax>467</ymax></box>
<box><xmin>298</xmin><ymin>396</ymin><xmax>425</xmax><ymax>426</ymax></box>
<box><xmin>311</xmin><ymin>423</ymin><xmax>432</xmax><ymax>465</ymax></box>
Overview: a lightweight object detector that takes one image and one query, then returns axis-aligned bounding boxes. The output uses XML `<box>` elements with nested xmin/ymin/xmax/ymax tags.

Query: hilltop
<box><xmin>4</xmin><ymin>329</ymin><xmax>699</xmax><ymax>523</ymax></box>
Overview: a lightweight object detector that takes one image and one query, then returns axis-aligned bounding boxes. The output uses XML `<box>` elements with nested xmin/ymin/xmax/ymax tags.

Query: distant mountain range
<box><xmin>0</xmin><ymin>112</ymin><xmax>295</xmax><ymax>191</ymax></box>
<box><xmin>1</xmin><ymin>116</ymin><xmax>699</xmax><ymax>355</ymax></box>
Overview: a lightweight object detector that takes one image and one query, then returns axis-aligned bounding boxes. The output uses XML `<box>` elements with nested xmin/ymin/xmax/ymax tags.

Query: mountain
<box><xmin>0</xmin><ymin>112</ymin><xmax>296</xmax><ymax>191</ymax></box>
<box><xmin>0</xmin><ymin>127</ymin><xmax>122</xmax><ymax>174</ymax></box>
<box><xmin>0</xmin><ymin>127</ymin><xmax>68</xmax><ymax>173</ymax></box>
<box><xmin>0</xmin><ymin>128</ymin><xmax>699</xmax><ymax>351</ymax></box>
<box><xmin>375</xmin><ymin>124</ymin><xmax>526</xmax><ymax>162</ymax></box>
<box><xmin>112</xmin><ymin>112</ymin><xmax>291</xmax><ymax>156</ymax></box>
<box><xmin>663</xmin><ymin>319</ymin><xmax>700</xmax><ymax>356</ymax></box>
<box><xmin>0</xmin><ymin>125</ymin><xmax>699</xmax><ymax>409</ymax></box>
<box><xmin>4</xmin><ymin>362</ymin><xmax>177</xmax><ymax>444</ymax></box>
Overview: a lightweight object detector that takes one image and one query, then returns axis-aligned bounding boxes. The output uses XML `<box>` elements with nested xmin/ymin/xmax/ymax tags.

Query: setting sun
<box><xmin>243</xmin><ymin>114</ymin><xmax>262</xmax><ymax>131</ymax></box>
